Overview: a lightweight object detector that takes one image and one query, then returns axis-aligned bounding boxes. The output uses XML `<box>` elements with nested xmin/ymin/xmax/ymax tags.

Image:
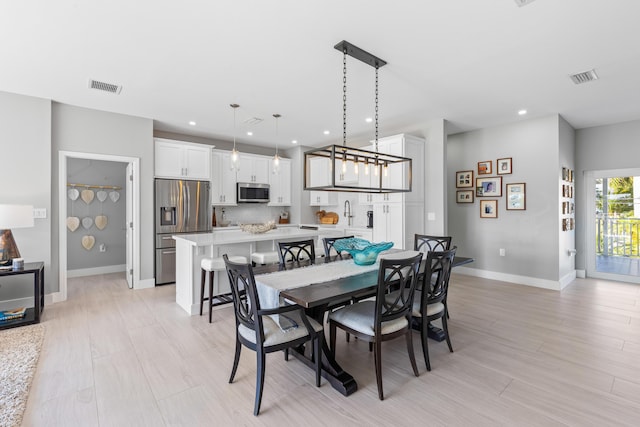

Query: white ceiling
<box><xmin>2</xmin><ymin>1</ymin><xmax>640</xmax><ymax>149</ymax></box>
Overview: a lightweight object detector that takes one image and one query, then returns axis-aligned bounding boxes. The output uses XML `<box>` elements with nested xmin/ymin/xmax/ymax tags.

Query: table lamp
<box><xmin>0</xmin><ymin>204</ymin><xmax>34</xmax><ymax>266</ymax></box>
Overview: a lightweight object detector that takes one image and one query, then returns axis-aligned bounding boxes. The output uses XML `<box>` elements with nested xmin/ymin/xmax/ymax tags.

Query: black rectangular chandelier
<box><xmin>303</xmin><ymin>41</ymin><xmax>413</xmax><ymax>194</ymax></box>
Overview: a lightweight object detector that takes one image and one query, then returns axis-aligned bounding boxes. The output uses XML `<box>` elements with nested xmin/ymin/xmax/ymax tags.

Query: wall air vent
<box><xmin>243</xmin><ymin>117</ymin><xmax>263</xmax><ymax>125</ymax></box>
<box><xmin>569</xmin><ymin>69</ymin><xmax>599</xmax><ymax>85</ymax></box>
<box><xmin>88</xmin><ymin>79</ymin><xmax>122</xmax><ymax>94</ymax></box>
<box><xmin>514</xmin><ymin>0</ymin><xmax>537</xmax><ymax>7</ymax></box>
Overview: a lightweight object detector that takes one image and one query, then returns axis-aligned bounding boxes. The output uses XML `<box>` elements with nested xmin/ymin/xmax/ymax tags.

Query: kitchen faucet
<box><xmin>344</xmin><ymin>200</ymin><xmax>353</xmax><ymax>226</ymax></box>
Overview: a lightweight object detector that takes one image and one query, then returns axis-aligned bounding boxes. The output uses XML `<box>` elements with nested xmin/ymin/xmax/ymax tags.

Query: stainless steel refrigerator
<box><xmin>155</xmin><ymin>179</ymin><xmax>210</xmax><ymax>284</ymax></box>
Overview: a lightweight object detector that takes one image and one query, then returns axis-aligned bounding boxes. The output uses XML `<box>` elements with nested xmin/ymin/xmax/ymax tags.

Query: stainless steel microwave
<box><xmin>237</xmin><ymin>182</ymin><xmax>270</xmax><ymax>203</ymax></box>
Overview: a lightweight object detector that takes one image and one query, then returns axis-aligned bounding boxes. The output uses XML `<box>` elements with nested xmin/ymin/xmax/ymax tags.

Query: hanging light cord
<box><xmin>343</xmin><ymin>47</ymin><xmax>347</xmax><ymax>148</ymax></box>
<box><xmin>375</xmin><ymin>65</ymin><xmax>379</xmax><ymax>153</ymax></box>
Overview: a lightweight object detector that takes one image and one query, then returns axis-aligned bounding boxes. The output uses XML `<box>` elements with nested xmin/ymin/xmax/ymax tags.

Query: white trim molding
<box><xmin>454</xmin><ymin>266</ymin><xmax>574</xmax><ymax>291</ymax></box>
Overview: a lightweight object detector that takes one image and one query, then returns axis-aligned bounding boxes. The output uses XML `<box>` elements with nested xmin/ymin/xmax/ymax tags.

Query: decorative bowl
<box><xmin>218</xmin><ymin>220</ymin><xmax>231</xmax><ymax>227</ymax></box>
<box><xmin>239</xmin><ymin>221</ymin><xmax>277</xmax><ymax>234</ymax></box>
<box><xmin>332</xmin><ymin>238</ymin><xmax>394</xmax><ymax>265</ymax></box>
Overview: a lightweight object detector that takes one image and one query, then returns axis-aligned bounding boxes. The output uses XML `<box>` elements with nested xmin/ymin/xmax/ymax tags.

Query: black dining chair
<box><xmin>328</xmin><ymin>251</ymin><xmax>422</xmax><ymax>400</ymax></box>
<box><xmin>412</xmin><ymin>247</ymin><xmax>457</xmax><ymax>371</ymax></box>
<box><xmin>277</xmin><ymin>239</ymin><xmax>316</xmax><ymax>266</ymax></box>
<box><xmin>414</xmin><ymin>234</ymin><xmax>453</xmax><ymax>318</ymax></box>
<box><xmin>322</xmin><ymin>235</ymin><xmax>354</xmax><ymax>258</ymax></box>
<box><xmin>223</xmin><ymin>255</ymin><xmax>324</xmax><ymax>416</ymax></box>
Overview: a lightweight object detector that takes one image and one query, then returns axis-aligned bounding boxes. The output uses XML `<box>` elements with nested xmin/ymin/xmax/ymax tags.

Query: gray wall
<box><xmin>575</xmin><ymin>119</ymin><xmax>640</xmax><ymax>271</ymax></box>
<box><xmin>66</xmin><ymin>158</ymin><xmax>127</xmax><ymax>271</ymax></box>
<box><xmin>448</xmin><ymin>115</ymin><xmax>563</xmax><ymax>281</ymax></box>
<box><xmin>52</xmin><ymin>103</ymin><xmax>154</xmax><ymax>285</ymax></box>
<box><xmin>0</xmin><ymin>91</ymin><xmax>52</xmax><ymax>301</ymax></box>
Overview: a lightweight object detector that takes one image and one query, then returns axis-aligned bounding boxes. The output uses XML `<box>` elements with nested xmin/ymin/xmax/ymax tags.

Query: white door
<box><xmin>586</xmin><ymin>168</ymin><xmax>640</xmax><ymax>283</ymax></box>
<box><xmin>126</xmin><ymin>162</ymin><xmax>134</xmax><ymax>289</ymax></box>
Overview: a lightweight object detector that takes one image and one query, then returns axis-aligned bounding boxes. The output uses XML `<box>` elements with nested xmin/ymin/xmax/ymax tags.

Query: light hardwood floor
<box><xmin>22</xmin><ymin>272</ymin><xmax>640</xmax><ymax>426</ymax></box>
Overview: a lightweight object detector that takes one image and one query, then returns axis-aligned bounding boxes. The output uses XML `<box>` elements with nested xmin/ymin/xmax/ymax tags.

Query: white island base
<box><xmin>173</xmin><ymin>227</ymin><xmax>342</xmax><ymax>315</ymax></box>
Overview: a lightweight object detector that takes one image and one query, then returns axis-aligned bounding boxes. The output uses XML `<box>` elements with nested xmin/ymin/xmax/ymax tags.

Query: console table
<box><xmin>0</xmin><ymin>262</ymin><xmax>45</xmax><ymax>330</ymax></box>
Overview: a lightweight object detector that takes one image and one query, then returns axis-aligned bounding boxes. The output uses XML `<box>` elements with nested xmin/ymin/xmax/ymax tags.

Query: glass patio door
<box><xmin>586</xmin><ymin>169</ymin><xmax>640</xmax><ymax>283</ymax></box>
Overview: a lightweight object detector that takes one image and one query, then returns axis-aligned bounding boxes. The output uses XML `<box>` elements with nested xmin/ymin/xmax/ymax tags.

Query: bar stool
<box><xmin>201</xmin><ymin>255</ymin><xmax>247</xmax><ymax>323</ymax></box>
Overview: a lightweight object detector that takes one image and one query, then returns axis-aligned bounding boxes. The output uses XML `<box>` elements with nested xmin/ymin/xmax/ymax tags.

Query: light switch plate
<box><xmin>427</xmin><ymin>212</ymin><xmax>436</xmax><ymax>221</ymax></box>
<box><xmin>33</xmin><ymin>208</ymin><xmax>47</xmax><ymax>219</ymax></box>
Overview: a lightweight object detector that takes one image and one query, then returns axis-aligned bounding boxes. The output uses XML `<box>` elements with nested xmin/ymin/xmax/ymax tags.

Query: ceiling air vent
<box><xmin>243</xmin><ymin>117</ymin><xmax>263</xmax><ymax>125</ymax></box>
<box><xmin>514</xmin><ymin>0</ymin><xmax>537</xmax><ymax>7</ymax></box>
<box><xmin>569</xmin><ymin>69</ymin><xmax>599</xmax><ymax>85</ymax></box>
<box><xmin>88</xmin><ymin>79</ymin><xmax>122</xmax><ymax>94</ymax></box>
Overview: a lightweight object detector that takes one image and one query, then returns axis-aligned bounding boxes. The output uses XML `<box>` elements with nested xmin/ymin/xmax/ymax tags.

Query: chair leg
<box><xmin>374</xmin><ymin>339</ymin><xmax>384</xmax><ymax>400</ymax></box>
<box><xmin>314</xmin><ymin>334</ymin><xmax>322</xmax><ymax>387</ymax></box>
<box><xmin>199</xmin><ymin>268</ymin><xmax>206</xmax><ymax>316</ymax></box>
<box><xmin>369</xmin><ymin>342</ymin><xmax>373</xmax><ymax>352</ymax></box>
<box><xmin>421</xmin><ymin>317</ymin><xmax>431</xmax><ymax>371</ymax></box>
<box><xmin>406</xmin><ymin>328</ymin><xmax>419</xmax><ymax>377</ymax></box>
<box><xmin>229</xmin><ymin>336</ymin><xmax>242</xmax><ymax>383</ymax></box>
<box><xmin>254</xmin><ymin>349</ymin><xmax>266</xmax><ymax>416</ymax></box>
<box><xmin>346</xmin><ymin>332</ymin><xmax>350</xmax><ymax>342</ymax></box>
<box><xmin>208</xmin><ymin>271</ymin><xmax>215</xmax><ymax>323</ymax></box>
<box><xmin>284</xmin><ymin>348</ymin><xmax>289</xmax><ymax>361</ymax></box>
<box><xmin>442</xmin><ymin>314</ymin><xmax>454</xmax><ymax>353</ymax></box>
<box><xmin>329</xmin><ymin>322</ymin><xmax>336</xmax><ymax>353</ymax></box>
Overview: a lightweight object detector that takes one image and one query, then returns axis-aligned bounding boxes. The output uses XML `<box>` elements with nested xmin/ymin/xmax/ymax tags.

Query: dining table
<box><xmin>252</xmin><ymin>253</ymin><xmax>474</xmax><ymax>396</ymax></box>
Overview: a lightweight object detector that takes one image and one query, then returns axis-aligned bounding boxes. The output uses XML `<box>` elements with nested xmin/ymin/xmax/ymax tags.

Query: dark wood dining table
<box><xmin>253</xmin><ymin>255</ymin><xmax>474</xmax><ymax>396</ymax></box>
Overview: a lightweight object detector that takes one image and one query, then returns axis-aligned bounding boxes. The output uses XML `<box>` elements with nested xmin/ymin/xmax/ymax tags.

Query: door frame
<box><xmin>585</xmin><ymin>167</ymin><xmax>640</xmax><ymax>284</ymax></box>
<box><xmin>58</xmin><ymin>151</ymin><xmax>141</xmax><ymax>300</ymax></box>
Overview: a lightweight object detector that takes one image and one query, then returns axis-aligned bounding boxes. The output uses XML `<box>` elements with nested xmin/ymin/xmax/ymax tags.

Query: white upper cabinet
<box><xmin>237</xmin><ymin>154</ymin><xmax>269</xmax><ymax>184</ymax></box>
<box><xmin>309</xmin><ymin>191</ymin><xmax>338</xmax><ymax>206</ymax></box>
<box><xmin>268</xmin><ymin>158</ymin><xmax>291</xmax><ymax>206</ymax></box>
<box><xmin>155</xmin><ymin>138</ymin><xmax>211</xmax><ymax>180</ymax></box>
<box><xmin>211</xmin><ymin>150</ymin><xmax>237</xmax><ymax>206</ymax></box>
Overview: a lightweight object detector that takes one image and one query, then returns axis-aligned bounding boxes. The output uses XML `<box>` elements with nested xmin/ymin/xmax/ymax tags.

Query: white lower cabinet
<box><xmin>345</xmin><ymin>228</ymin><xmax>373</xmax><ymax>241</ymax></box>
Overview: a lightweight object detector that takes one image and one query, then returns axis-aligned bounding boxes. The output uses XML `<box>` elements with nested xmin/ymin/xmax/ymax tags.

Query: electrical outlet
<box><xmin>499</xmin><ymin>248</ymin><xmax>506</xmax><ymax>256</ymax></box>
<box><xmin>99</xmin><ymin>243</ymin><xmax>106</xmax><ymax>252</ymax></box>
<box><xmin>33</xmin><ymin>208</ymin><xmax>47</xmax><ymax>219</ymax></box>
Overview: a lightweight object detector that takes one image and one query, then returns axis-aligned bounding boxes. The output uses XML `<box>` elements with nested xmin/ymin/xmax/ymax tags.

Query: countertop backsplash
<box><xmin>214</xmin><ymin>204</ymin><xmax>284</xmax><ymax>226</ymax></box>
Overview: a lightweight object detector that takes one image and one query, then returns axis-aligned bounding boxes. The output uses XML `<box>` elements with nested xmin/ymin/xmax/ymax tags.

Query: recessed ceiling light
<box><xmin>518</xmin><ymin>109</ymin><xmax>527</xmax><ymax>116</ymax></box>
<box><xmin>188</xmin><ymin>121</ymin><xmax>196</xmax><ymax>126</ymax></box>
<box><xmin>323</xmin><ymin>130</ymin><xmax>330</xmax><ymax>135</ymax></box>
<box><xmin>365</xmin><ymin>117</ymin><xmax>373</xmax><ymax>123</ymax></box>
<box><xmin>247</xmin><ymin>131</ymin><xmax>253</xmax><ymax>136</ymax></box>
<box><xmin>291</xmin><ymin>140</ymin><xmax>298</xmax><ymax>144</ymax></box>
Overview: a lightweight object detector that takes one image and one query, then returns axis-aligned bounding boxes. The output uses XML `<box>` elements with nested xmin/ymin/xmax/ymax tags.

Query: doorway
<box><xmin>59</xmin><ymin>151</ymin><xmax>140</xmax><ymax>300</ymax></box>
<box><xmin>586</xmin><ymin>168</ymin><xmax>640</xmax><ymax>283</ymax></box>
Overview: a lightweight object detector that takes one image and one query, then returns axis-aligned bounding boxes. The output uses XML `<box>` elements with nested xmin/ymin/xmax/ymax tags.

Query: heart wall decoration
<box><xmin>81</xmin><ymin>217</ymin><xmax>94</xmax><ymax>230</ymax></box>
<box><xmin>81</xmin><ymin>189</ymin><xmax>95</xmax><ymax>205</ymax></box>
<box><xmin>109</xmin><ymin>191</ymin><xmax>120</xmax><ymax>203</ymax></box>
<box><xmin>82</xmin><ymin>235</ymin><xmax>96</xmax><ymax>251</ymax></box>
<box><xmin>66</xmin><ymin>216</ymin><xmax>80</xmax><ymax>232</ymax></box>
<box><xmin>95</xmin><ymin>215</ymin><xmax>108</xmax><ymax>230</ymax></box>
<box><xmin>96</xmin><ymin>190</ymin><xmax>108</xmax><ymax>202</ymax></box>
<box><xmin>68</xmin><ymin>188</ymin><xmax>80</xmax><ymax>201</ymax></box>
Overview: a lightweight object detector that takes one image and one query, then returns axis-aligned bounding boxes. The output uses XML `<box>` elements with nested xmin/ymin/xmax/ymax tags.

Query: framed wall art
<box><xmin>478</xmin><ymin>160</ymin><xmax>492</xmax><ymax>175</ymax></box>
<box><xmin>456</xmin><ymin>170</ymin><xmax>474</xmax><ymax>188</ymax></box>
<box><xmin>456</xmin><ymin>190</ymin><xmax>474</xmax><ymax>203</ymax></box>
<box><xmin>497</xmin><ymin>157</ymin><xmax>512</xmax><ymax>175</ymax></box>
<box><xmin>476</xmin><ymin>176</ymin><xmax>502</xmax><ymax>197</ymax></box>
<box><xmin>480</xmin><ymin>200</ymin><xmax>498</xmax><ymax>218</ymax></box>
<box><xmin>506</xmin><ymin>182</ymin><xmax>526</xmax><ymax>210</ymax></box>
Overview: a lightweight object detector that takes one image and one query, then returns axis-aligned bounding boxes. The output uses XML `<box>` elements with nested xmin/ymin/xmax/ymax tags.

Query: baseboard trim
<box><xmin>455</xmin><ymin>266</ymin><xmax>562</xmax><ymax>291</ymax></box>
<box><xmin>67</xmin><ymin>264</ymin><xmax>126</xmax><ymax>278</ymax></box>
<box><xmin>135</xmin><ymin>278</ymin><xmax>156</xmax><ymax>290</ymax></box>
<box><xmin>576</xmin><ymin>269</ymin><xmax>586</xmax><ymax>278</ymax></box>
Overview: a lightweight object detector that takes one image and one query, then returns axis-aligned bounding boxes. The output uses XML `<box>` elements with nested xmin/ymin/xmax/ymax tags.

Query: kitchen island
<box><xmin>172</xmin><ymin>226</ymin><xmax>343</xmax><ymax>315</ymax></box>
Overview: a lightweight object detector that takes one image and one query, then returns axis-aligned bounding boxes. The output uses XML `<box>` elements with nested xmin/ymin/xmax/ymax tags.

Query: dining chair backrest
<box><xmin>414</xmin><ymin>234</ymin><xmax>452</xmax><ymax>254</ymax></box>
<box><xmin>323</xmin><ymin>235</ymin><xmax>354</xmax><ymax>258</ymax></box>
<box><xmin>277</xmin><ymin>239</ymin><xmax>316</xmax><ymax>265</ymax></box>
<box><xmin>224</xmin><ymin>255</ymin><xmax>264</xmax><ymax>343</ymax></box>
<box><xmin>375</xmin><ymin>252</ymin><xmax>423</xmax><ymax>325</ymax></box>
<box><xmin>421</xmin><ymin>247</ymin><xmax>457</xmax><ymax>306</ymax></box>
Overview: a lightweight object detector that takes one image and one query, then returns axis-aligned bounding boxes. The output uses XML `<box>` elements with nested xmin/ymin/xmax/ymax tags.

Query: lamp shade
<box><xmin>0</xmin><ymin>205</ymin><xmax>34</xmax><ymax>229</ymax></box>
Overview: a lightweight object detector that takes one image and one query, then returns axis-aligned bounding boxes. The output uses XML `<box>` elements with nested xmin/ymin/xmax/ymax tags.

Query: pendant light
<box><xmin>272</xmin><ymin>113</ymin><xmax>281</xmax><ymax>174</ymax></box>
<box><xmin>303</xmin><ymin>41</ymin><xmax>412</xmax><ymax>193</ymax></box>
<box><xmin>230</xmin><ymin>103</ymin><xmax>240</xmax><ymax>172</ymax></box>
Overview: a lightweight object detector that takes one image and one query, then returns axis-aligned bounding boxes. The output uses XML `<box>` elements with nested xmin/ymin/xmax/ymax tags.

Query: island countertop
<box><xmin>173</xmin><ymin>227</ymin><xmax>324</xmax><ymax>247</ymax></box>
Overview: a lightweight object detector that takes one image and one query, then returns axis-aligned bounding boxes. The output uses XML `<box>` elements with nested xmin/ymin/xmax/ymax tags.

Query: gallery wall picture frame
<box><xmin>497</xmin><ymin>157</ymin><xmax>512</xmax><ymax>175</ymax></box>
<box><xmin>456</xmin><ymin>190</ymin><xmax>474</xmax><ymax>203</ymax></box>
<box><xmin>478</xmin><ymin>160</ymin><xmax>492</xmax><ymax>175</ymax></box>
<box><xmin>506</xmin><ymin>182</ymin><xmax>526</xmax><ymax>210</ymax></box>
<box><xmin>476</xmin><ymin>176</ymin><xmax>502</xmax><ymax>197</ymax></box>
<box><xmin>480</xmin><ymin>200</ymin><xmax>498</xmax><ymax>218</ymax></box>
<box><xmin>456</xmin><ymin>170</ymin><xmax>474</xmax><ymax>188</ymax></box>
